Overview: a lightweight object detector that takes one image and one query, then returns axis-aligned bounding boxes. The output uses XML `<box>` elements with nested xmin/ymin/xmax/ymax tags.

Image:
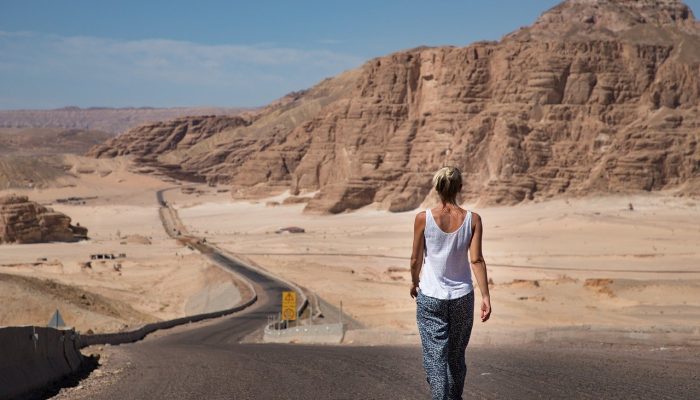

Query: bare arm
<box><xmin>409</xmin><ymin>212</ymin><xmax>426</xmax><ymax>298</ymax></box>
<box><xmin>469</xmin><ymin>212</ymin><xmax>491</xmax><ymax>322</ymax></box>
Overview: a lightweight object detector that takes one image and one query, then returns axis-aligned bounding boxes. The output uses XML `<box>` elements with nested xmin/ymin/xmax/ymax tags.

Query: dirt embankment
<box><xmin>0</xmin><ymin>272</ymin><xmax>153</xmax><ymax>331</ymax></box>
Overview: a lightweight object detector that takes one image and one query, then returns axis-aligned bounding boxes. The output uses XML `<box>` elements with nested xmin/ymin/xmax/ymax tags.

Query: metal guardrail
<box><xmin>159</xmin><ymin>187</ymin><xmax>309</xmax><ymax>320</ymax></box>
<box><xmin>82</xmin><ymin>188</ymin><xmax>318</xmax><ymax>347</ymax></box>
<box><xmin>79</xmin><ymin>293</ymin><xmax>257</xmax><ymax>348</ymax></box>
<box><xmin>0</xmin><ymin>187</ymin><xmax>328</xmax><ymax>399</ymax></box>
<box><xmin>213</xmin><ymin>248</ymin><xmax>310</xmax><ymax>320</ymax></box>
<box><xmin>0</xmin><ymin>326</ymin><xmax>83</xmax><ymax>399</ymax></box>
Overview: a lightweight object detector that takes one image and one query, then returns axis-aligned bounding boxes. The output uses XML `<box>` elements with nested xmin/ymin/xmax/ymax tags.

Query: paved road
<box><xmin>72</xmin><ymin>232</ymin><xmax>431</xmax><ymax>399</ymax></box>
<box><xmin>57</xmin><ymin>190</ymin><xmax>699</xmax><ymax>399</ymax></box>
<box><xmin>86</xmin><ymin>340</ymin><xmax>699</xmax><ymax>399</ymax></box>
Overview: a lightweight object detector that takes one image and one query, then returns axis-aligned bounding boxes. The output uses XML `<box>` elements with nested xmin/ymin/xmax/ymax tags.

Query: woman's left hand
<box><xmin>481</xmin><ymin>296</ymin><xmax>492</xmax><ymax>322</ymax></box>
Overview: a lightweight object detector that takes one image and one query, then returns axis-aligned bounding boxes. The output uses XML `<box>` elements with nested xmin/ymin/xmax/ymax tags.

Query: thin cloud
<box><xmin>0</xmin><ymin>30</ymin><xmax>37</xmax><ymax>38</ymax></box>
<box><xmin>0</xmin><ymin>31</ymin><xmax>364</xmax><ymax>108</ymax></box>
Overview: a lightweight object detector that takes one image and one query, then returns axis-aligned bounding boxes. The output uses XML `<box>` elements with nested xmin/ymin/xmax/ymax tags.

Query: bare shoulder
<box><xmin>470</xmin><ymin>211</ymin><xmax>482</xmax><ymax>229</ymax></box>
<box><xmin>414</xmin><ymin>211</ymin><xmax>426</xmax><ymax>228</ymax></box>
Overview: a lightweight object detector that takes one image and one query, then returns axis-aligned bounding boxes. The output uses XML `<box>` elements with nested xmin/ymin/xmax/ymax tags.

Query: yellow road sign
<box><xmin>282</xmin><ymin>291</ymin><xmax>297</xmax><ymax>321</ymax></box>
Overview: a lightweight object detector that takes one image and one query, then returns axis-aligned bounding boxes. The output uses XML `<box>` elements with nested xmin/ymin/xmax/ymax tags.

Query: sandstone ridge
<box><xmin>0</xmin><ymin>195</ymin><xmax>88</xmax><ymax>244</ymax></box>
<box><xmin>90</xmin><ymin>0</ymin><xmax>700</xmax><ymax>213</ymax></box>
<box><xmin>87</xmin><ymin>115</ymin><xmax>251</xmax><ymax>160</ymax></box>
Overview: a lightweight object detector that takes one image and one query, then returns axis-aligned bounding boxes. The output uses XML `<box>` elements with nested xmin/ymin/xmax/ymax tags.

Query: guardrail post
<box><xmin>32</xmin><ymin>326</ymin><xmax>38</xmax><ymax>351</ymax></box>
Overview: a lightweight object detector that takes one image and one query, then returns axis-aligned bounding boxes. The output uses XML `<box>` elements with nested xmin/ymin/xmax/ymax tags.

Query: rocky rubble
<box><xmin>0</xmin><ymin>195</ymin><xmax>88</xmax><ymax>244</ymax></box>
<box><xmin>90</xmin><ymin>0</ymin><xmax>700</xmax><ymax>213</ymax></box>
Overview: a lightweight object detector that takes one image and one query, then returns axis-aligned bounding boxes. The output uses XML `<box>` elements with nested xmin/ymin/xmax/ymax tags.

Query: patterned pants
<box><xmin>416</xmin><ymin>291</ymin><xmax>475</xmax><ymax>400</ymax></box>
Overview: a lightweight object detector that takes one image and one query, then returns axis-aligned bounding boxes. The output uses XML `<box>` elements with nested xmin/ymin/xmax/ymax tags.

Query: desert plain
<box><xmin>0</xmin><ymin>157</ymin><xmax>243</xmax><ymax>333</ymax></box>
<box><xmin>1</xmin><ymin>156</ymin><xmax>698</xmax><ymax>347</ymax></box>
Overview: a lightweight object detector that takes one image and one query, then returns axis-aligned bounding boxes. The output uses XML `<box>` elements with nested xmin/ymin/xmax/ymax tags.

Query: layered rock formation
<box><xmin>88</xmin><ymin>115</ymin><xmax>251</xmax><ymax>161</ymax></box>
<box><xmin>0</xmin><ymin>195</ymin><xmax>88</xmax><ymax>243</ymax></box>
<box><xmin>91</xmin><ymin>0</ymin><xmax>700</xmax><ymax>212</ymax></box>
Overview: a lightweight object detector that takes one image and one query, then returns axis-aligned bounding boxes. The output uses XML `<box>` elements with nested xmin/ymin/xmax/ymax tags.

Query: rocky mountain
<box><xmin>87</xmin><ymin>115</ymin><xmax>251</xmax><ymax>160</ymax></box>
<box><xmin>0</xmin><ymin>195</ymin><xmax>88</xmax><ymax>244</ymax></box>
<box><xmin>91</xmin><ymin>0</ymin><xmax>700</xmax><ymax>213</ymax></box>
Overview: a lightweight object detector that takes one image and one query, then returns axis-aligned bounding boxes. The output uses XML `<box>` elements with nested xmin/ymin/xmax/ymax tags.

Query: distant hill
<box><xmin>0</xmin><ymin>128</ymin><xmax>112</xmax><ymax>156</ymax></box>
<box><xmin>0</xmin><ymin>107</ymin><xmax>253</xmax><ymax>135</ymax></box>
<box><xmin>91</xmin><ymin>0</ymin><xmax>700</xmax><ymax>212</ymax></box>
<box><xmin>0</xmin><ymin>107</ymin><xmax>253</xmax><ymax>190</ymax></box>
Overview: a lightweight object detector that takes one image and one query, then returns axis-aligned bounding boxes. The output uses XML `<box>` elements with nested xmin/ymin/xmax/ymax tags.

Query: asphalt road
<box><xmin>83</xmin><ymin>339</ymin><xmax>700</xmax><ymax>400</ymax></box>
<box><xmin>69</xmin><ymin>233</ymin><xmax>432</xmax><ymax>399</ymax></box>
<box><xmin>71</xmin><ymin>248</ymin><xmax>700</xmax><ymax>400</ymax></box>
<box><xmin>52</xmin><ymin>190</ymin><xmax>699</xmax><ymax>399</ymax></box>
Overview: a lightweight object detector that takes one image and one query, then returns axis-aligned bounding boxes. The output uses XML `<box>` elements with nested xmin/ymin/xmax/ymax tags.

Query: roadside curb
<box><xmin>214</xmin><ymin>248</ymin><xmax>309</xmax><ymax>318</ymax></box>
<box><xmin>79</xmin><ymin>192</ymin><xmax>260</xmax><ymax>348</ymax></box>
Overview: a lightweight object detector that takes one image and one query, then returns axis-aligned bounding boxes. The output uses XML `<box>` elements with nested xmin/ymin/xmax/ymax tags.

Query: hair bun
<box><xmin>432</xmin><ymin>166</ymin><xmax>462</xmax><ymax>203</ymax></box>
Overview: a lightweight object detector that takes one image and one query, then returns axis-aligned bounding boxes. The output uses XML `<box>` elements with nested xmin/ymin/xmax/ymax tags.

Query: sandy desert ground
<box><xmin>0</xmin><ymin>157</ymin><xmax>243</xmax><ymax>333</ymax></box>
<box><xmin>1</xmin><ymin>156</ymin><xmax>698</xmax><ymax>346</ymax></box>
<box><xmin>172</xmin><ymin>187</ymin><xmax>700</xmax><ymax>346</ymax></box>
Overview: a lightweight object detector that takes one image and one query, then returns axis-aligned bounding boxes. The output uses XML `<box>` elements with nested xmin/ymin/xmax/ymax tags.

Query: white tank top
<box><xmin>419</xmin><ymin>208</ymin><xmax>474</xmax><ymax>300</ymax></box>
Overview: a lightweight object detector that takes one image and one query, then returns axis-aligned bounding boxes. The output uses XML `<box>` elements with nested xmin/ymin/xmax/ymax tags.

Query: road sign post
<box><xmin>282</xmin><ymin>291</ymin><xmax>297</xmax><ymax>321</ymax></box>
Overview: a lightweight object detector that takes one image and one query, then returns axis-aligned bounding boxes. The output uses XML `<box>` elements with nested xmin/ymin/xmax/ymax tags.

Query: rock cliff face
<box><xmin>91</xmin><ymin>0</ymin><xmax>700</xmax><ymax>212</ymax></box>
<box><xmin>87</xmin><ymin>115</ymin><xmax>251</xmax><ymax>160</ymax></box>
<box><xmin>0</xmin><ymin>195</ymin><xmax>88</xmax><ymax>244</ymax></box>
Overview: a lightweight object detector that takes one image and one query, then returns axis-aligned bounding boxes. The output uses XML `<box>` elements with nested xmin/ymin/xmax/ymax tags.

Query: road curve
<box><xmin>72</xmin><ymin>189</ymin><xmax>431</xmax><ymax>399</ymax></box>
<box><xmin>58</xmin><ymin>190</ymin><xmax>698</xmax><ymax>399</ymax></box>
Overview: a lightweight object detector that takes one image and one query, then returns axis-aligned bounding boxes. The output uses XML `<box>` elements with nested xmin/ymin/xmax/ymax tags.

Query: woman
<box><xmin>410</xmin><ymin>166</ymin><xmax>491</xmax><ymax>400</ymax></box>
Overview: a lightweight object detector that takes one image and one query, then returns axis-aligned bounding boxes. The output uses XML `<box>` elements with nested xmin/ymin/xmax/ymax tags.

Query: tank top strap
<box><xmin>425</xmin><ymin>208</ymin><xmax>434</xmax><ymax>226</ymax></box>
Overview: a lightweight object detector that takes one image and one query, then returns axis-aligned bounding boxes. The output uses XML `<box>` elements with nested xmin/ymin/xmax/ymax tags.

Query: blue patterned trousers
<box><xmin>416</xmin><ymin>290</ymin><xmax>475</xmax><ymax>400</ymax></box>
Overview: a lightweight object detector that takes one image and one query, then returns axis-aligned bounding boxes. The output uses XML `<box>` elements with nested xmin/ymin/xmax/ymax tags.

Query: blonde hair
<box><xmin>432</xmin><ymin>166</ymin><xmax>462</xmax><ymax>203</ymax></box>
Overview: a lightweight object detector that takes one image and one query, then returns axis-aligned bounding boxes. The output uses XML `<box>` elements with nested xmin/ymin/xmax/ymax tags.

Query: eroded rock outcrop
<box><xmin>0</xmin><ymin>195</ymin><xmax>88</xmax><ymax>243</ymax></box>
<box><xmin>90</xmin><ymin>0</ymin><xmax>700</xmax><ymax>212</ymax></box>
<box><xmin>87</xmin><ymin>115</ymin><xmax>251</xmax><ymax>160</ymax></box>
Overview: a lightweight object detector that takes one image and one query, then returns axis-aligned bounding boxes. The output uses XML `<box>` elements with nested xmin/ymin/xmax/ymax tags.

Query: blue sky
<box><xmin>1</xmin><ymin>1</ymin><xmax>698</xmax><ymax>109</ymax></box>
